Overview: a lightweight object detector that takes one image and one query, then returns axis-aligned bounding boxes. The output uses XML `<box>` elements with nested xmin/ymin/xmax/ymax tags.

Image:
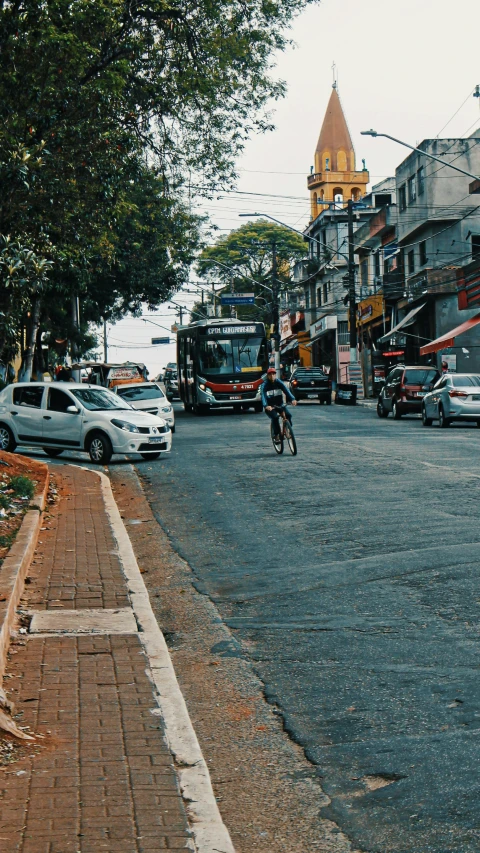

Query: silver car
<box><xmin>114</xmin><ymin>382</ymin><xmax>175</xmax><ymax>432</ymax></box>
<box><xmin>421</xmin><ymin>373</ymin><xmax>480</xmax><ymax>428</ymax></box>
<box><xmin>0</xmin><ymin>382</ymin><xmax>172</xmax><ymax>463</ymax></box>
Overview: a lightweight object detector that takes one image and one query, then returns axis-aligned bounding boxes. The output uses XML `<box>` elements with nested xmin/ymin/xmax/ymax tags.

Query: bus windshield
<box><xmin>199</xmin><ymin>336</ymin><xmax>266</xmax><ymax>375</ymax></box>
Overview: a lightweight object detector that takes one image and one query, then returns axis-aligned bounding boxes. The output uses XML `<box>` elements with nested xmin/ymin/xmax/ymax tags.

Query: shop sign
<box><xmin>441</xmin><ymin>353</ymin><xmax>457</xmax><ymax>372</ymax></box>
<box><xmin>356</xmin><ymin>295</ymin><xmax>384</xmax><ymax>326</ymax></box>
<box><xmin>383</xmin><ymin>349</ymin><xmax>405</xmax><ymax>357</ymax></box>
<box><xmin>280</xmin><ymin>311</ymin><xmax>292</xmax><ymax>341</ymax></box>
<box><xmin>309</xmin><ymin>314</ymin><xmax>337</xmax><ymax>339</ymax></box>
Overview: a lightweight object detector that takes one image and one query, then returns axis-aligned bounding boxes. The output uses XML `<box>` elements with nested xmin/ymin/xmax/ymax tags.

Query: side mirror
<box><xmin>66</xmin><ymin>405</ymin><xmax>80</xmax><ymax>414</ymax></box>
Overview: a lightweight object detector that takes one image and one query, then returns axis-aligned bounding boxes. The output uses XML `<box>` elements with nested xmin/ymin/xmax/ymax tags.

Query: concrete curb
<box><xmin>97</xmin><ymin>469</ymin><xmax>235</xmax><ymax>853</ymax></box>
<box><xmin>0</xmin><ymin>462</ymin><xmax>49</xmax><ymax>682</ymax></box>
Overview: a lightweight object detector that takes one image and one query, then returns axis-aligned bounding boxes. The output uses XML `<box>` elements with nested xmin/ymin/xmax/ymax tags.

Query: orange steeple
<box><xmin>308</xmin><ymin>84</ymin><xmax>369</xmax><ymax>219</ymax></box>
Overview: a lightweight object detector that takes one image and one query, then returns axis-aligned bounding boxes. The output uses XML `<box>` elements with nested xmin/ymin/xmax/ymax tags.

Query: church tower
<box><xmin>308</xmin><ymin>84</ymin><xmax>369</xmax><ymax>219</ymax></box>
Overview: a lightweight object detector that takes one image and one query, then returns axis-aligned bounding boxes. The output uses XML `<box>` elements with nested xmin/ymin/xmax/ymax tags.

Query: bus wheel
<box><xmin>194</xmin><ymin>404</ymin><xmax>208</xmax><ymax>416</ymax></box>
<box><xmin>184</xmin><ymin>403</ymin><xmax>193</xmax><ymax>413</ymax></box>
<box><xmin>254</xmin><ymin>403</ymin><xmax>263</xmax><ymax>414</ymax></box>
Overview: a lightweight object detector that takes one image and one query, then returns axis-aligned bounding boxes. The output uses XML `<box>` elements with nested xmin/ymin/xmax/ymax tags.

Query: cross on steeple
<box><xmin>332</xmin><ymin>61</ymin><xmax>337</xmax><ymax>89</ymax></box>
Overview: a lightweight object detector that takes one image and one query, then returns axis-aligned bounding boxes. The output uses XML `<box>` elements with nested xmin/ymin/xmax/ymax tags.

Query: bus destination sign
<box><xmin>207</xmin><ymin>324</ymin><xmax>262</xmax><ymax>336</ymax></box>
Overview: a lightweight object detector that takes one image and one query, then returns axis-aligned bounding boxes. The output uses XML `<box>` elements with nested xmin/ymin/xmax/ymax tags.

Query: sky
<box><xmin>100</xmin><ymin>0</ymin><xmax>480</xmax><ymax>377</ymax></box>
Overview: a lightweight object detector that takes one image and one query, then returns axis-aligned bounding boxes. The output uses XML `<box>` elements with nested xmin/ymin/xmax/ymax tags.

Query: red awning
<box><xmin>420</xmin><ymin>312</ymin><xmax>480</xmax><ymax>355</ymax></box>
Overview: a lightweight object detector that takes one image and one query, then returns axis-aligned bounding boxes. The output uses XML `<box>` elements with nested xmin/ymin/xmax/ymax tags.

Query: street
<box><xmin>139</xmin><ymin>401</ymin><xmax>480</xmax><ymax>853</ymax></box>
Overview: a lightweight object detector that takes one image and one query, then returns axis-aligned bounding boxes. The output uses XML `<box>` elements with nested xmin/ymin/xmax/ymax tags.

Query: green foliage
<box><xmin>0</xmin><ymin>0</ymin><xmax>315</xmax><ymax>361</ymax></box>
<box><xmin>197</xmin><ymin>220</ymin><xmax>306</xmax><ymax>286</ymax></box>
<box><xmin>8</xmin><ymin>476</ymin><xmax>36</xmax><ymax>500</ymax></box>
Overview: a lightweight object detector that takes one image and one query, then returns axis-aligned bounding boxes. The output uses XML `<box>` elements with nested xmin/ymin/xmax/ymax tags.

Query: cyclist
<box><xmin>261</xmin><ymin>367</ymin><xmax>297</xmax><ymax>441</ymax></box>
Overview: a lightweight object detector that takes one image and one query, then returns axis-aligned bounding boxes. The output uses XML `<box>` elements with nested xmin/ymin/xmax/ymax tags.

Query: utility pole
<box><xmin>178</xmin><ymin>305</ymin><xmax>184</xmax><ymax>325</ymax></box>
<box><xmin>347</xmin><ymin>199</ymin><xmax>357</xmax><ymax>363</ymax></box>
<box><xmin>271</xmin><ymin>241</ymin><xmax>281</xmax><ymax>374</ymax></box>
<box><xmin>103</xmin><ymin>318</ymin><xmax>108</xmax><ymax>362</ymax></box>
<box><xmin>71</xmin><ymin>295</ymin><xmax>81</xmax><ymax>381</ymax></box>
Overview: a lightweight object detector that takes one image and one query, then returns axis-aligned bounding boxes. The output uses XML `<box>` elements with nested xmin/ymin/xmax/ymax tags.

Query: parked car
<box><xmin>114</xmin><ymin>382</ymin><xmax>175</xmax><ymax>432</ymax></box>
<box><xmin>421</xmin><ymin>373</ymin><xmax>480</xmax><ymax>428</ymax></box>
<box><xmin>164</xmin><ymin>366</ymin><xmax>179</xmax><ymax>401</ymax></box>
<box><xmin>289</xmin><ymin>367</ymin><xmax>332</xmax><ymax>404</ymax></box>
<box><xmin>376</xmin><ymin>365</ymin><xmax>440</xmax><ymax>419</ymax></box>
<box><xmin>0</xmin><ymin>383</ymin><xmax>172</xmax><ymax>464</ymax></box>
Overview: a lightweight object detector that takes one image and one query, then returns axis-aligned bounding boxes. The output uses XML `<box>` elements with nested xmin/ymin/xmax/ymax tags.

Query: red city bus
<box><xmin>177</xmin><ymin>319</ymin><xmax>268</xmax><ymax>415</ymax></box>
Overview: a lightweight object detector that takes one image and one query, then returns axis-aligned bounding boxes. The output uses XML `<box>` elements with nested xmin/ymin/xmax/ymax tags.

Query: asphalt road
<box><xmin>139</xmin><ymin>401</ymin><xmax>480</xmax><ymax>853</ymax></box>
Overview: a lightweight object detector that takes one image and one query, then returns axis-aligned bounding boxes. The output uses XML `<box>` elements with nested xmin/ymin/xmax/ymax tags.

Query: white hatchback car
<box><xmin>0</xmin><ymin>382</ymin><xmax>172</xmax><ymax>464</ymax></box>
<box><xmin>113</xmin><ymin>382</ymin><xmax>175</xmax><ymax>432</ymax></box>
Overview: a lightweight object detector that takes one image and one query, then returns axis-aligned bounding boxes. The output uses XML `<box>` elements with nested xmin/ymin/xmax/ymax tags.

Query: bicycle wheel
<box><xmin>270</xmin><ymin>420</ymin><xmax>284</xmax><ymax>454</ymax></box>
<box><xmin>284</xmin><ymin>421</ymin><xmax>297</xmax><ymax>456</ymax></box>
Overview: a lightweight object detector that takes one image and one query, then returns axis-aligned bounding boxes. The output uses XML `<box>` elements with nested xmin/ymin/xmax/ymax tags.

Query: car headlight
<box><xmin>111</xmin><ymin>418</ymin><xmax>140</xmax><ymax>433</ymax></box>
<box><xmin>161</xmin><ymin>406</ymin><xmax>172</xmax><ymax>413</ymax></box>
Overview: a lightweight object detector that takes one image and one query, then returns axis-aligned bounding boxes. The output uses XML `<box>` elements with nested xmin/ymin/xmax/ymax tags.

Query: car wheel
<box><xmin>0</xmin><ymin>424</ymin><xmax>16</xmax><ymax>452</ymax></box>
<box><xmin>42</xmin><ymin>448</ymin><xmax>64</xmax><ymax>457</ymax></box>
<box><xmin>392</xmin><ymin>400</ymin><xmax>402</xmax><ymax>420</ymax></box>
<box><xmin>326</xmin><ymin>396</ymin><xmax>332</xmax><ymax>405</ymax></box>
<box><xmin>376</xmin><ymin>399</ymin><xmax>389</xmax><ymax>419</ymax></box>
<box><xmin>87</xmin><ymin>432</ymin><xmax>113</xmax><ymax>464</ymax></box>
<box><xmin>140</xmin><ymin>452</ymin><xmax>161</xmax><ymax>460</ymax></box>
<box><xmin>254</xmin><ymin>403</ymin><xmax>263</xmax><ymax>413</ymax></box>
<box><xmin>438</xmin><ymin>405</ymin><xmax>451</xmax><ymax>428</ymax></box>
<box><xmin>421</xmin><ymin>406</ymin><xmax>432</xmax><ymax>427</ymax></box>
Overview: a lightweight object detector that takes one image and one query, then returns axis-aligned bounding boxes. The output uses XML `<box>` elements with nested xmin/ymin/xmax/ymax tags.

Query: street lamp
<box><xmin>361</xmin><ymin>130</ymin><xmax>480</xmax><ymax>182</ymax></box>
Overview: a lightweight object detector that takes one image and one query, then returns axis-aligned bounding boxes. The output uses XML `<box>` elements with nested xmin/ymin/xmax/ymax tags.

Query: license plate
<box><xmin>229</xmin><ymin>395</ymin><xmax>241</xmax><ymax>400</ymax></box>
<box><xmin>149</xmin><ymin>438</ymin><xmax>166</xmax><ymax>445</ymax></box>
<box><xmin>417</xmin><ymin>392</ymin><xmax>426</xmax><ymax>397</ymax></box>
<box><xmin>307</xmin><ymin>394</ymin><xmax>317</xmax><ymax>399</ymax></box>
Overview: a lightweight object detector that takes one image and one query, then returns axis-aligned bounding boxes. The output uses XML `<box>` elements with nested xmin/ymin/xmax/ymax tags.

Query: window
<box><xmin>338</xmin><ymin>321</ymin><xmax>349</xmax><ymax>346</ymax></box>
<box><xmin>407</xmin><ymin>250</ymin><xmax>415</xmax><ymax>274</ymax></box>
<box><xmin>374</xmin><ymin>193</ymin><xmax>392</xmax><ymax>207</ymax></box>
<box><xmin>374</xmin><ymin>252</ymin><xmax>381</xmax><ymax>279</ymax></box>
<box><xmin>13</xmin><ymin>386</ymin><xmax>44</xmax><ymax>408</ymax></box>
<box><xmin>305</xmin><ymin>290</ymin><xmax>310</xmax><ymax>309</ymax></box>
<box><xmin>417</xmin><ymin>166</ymin><xmax>425</xmax><ymax>196</ymax></box>
<box><xmin>323</xmin><ymin>283</ymin><xmax>328</xmax><ymax>303</ymax></box>
<box><xmin>48</xmin><ymin>388</ymin><xmax>75</xmax><ymax>412</ymax></box>
<box><xmin>70</xmin><ymin>388</ymin><xmax>132</xmax><ymax>411</ymax></box>
<box><xmin>360</xmin><ymin>258</ymin><xmax>369</xmax><ymax>287</ymax></box>
<box><xmin>419</xmin><ymin>240</ymin><xmax>427</xmax><ymax>266</ymax></box>
<box><xmin>399</xmin><ymin>184</ymin><xmax>406</xmax><ymax>211</ymax></box>
<box><xmin>116</xmin><ymin>385</ymin><xmax>165</xmax><ymax>401</ymax></box>
<box><xmin>317</xmin><ymin>287</ymin><xmax>322</xmax><ymax>306</ymax></box>
<box><xmin>472</xmin><ymin>235</ymin><xmax>480</xmax><ymax>258</ymax></box>
<box><xmin>407</xmin><ymin>175</ymin><xmax>416</xmax><ymax>203</ymax></box>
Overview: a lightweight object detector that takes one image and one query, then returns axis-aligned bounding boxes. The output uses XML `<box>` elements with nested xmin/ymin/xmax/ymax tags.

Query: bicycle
<box><xmin>270</xmin><ymin>405</ymin><xmax>297</xmax><ymax>456</ymax></box>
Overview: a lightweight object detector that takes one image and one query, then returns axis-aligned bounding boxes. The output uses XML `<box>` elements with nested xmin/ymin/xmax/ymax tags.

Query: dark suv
<box><xmin>377</xmin><ymin>365</ymin><xmax>440</xmax><ymax>419</ymax></box>
<box><xmin>290</xmin><ymin>367</ymin><xmax>332</xmax><ymax>404</ymax></box>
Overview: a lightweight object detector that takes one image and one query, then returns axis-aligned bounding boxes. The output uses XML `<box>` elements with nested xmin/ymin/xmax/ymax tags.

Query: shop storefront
<box><xmin>308</xmin><ymin>315</ymin><xmax>348</xmax><ymax>384</ymax></box>
<box><xmin>356</xmin><ymin>295</ymin><xmax>390</xmax><ymax>397</ymax></box>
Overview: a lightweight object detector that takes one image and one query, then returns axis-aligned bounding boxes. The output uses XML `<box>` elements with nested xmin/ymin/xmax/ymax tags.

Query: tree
<box><xmin>0</xmin><ymin>0</ymin><xmax>316</xmax><ymax>368</ymax></box>
<box><xmin>196</xmin><ymin>220</ymin><xmax>306</xmax><ymax>323</ymax></box>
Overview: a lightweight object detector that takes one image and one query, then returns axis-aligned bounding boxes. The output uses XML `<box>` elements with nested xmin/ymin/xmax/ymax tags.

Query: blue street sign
<box><xmin>220</xmin><ymin>293</ymin><xmax>255</xmax><ymax>305</ymax></box>
<box><xmin>151</xmin><ymin>337</ymin><xmax>171</xmax><ymax>345</ymax></box>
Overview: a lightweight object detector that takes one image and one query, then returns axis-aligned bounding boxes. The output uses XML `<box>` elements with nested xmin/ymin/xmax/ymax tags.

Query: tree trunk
<box><xmin>19</xmin><ymin>296</ymin><xmax>41</xmax><ymax>382</ymax></box>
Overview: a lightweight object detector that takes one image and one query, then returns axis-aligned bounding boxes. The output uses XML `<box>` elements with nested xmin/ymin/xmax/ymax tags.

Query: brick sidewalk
<box><xmin>0</xmin><ymin>467</ymin><xmax>192</xmax><ymax>852</ymax></box>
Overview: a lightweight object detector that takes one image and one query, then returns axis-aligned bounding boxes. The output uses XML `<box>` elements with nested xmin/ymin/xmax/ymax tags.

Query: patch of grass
<box><xmin>0</xmin><ymin>533</ymin><xmax>14</xmax><ymax>548</ymax></box>
<box><xmin>8</xmin><ymin>476</ymin><xmax>35</xmax><ymax>500</ymax></box>
<box><xmin>0</xmin><ymin>494</ymin><xmax>10</xmax><ymax>510</ymax></box>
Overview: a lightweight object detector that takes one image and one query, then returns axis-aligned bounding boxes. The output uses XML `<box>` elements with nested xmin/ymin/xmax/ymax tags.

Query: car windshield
<box><xmin>404</xmin><ymin>369</ymin><xmax>438</xmax><ymax>385</ymax></box>
<box><xmin>71</xmin><ymin>388</ymin><xmax>133</xmax><ymax>411</ymax></box>
<box><xmin>199</xmin><ymin>336</ymin><xmax>266</xmax><ymax>375</ymax></box>
<box><xmin>451</xmin><ymin>375</ymin><xmax>480</xmax><ymax>387</ymax></box>
<box><xmin>116</xmin><ymin>384</ymin><xmax>165</xmax><ymax>401</ymax></box>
